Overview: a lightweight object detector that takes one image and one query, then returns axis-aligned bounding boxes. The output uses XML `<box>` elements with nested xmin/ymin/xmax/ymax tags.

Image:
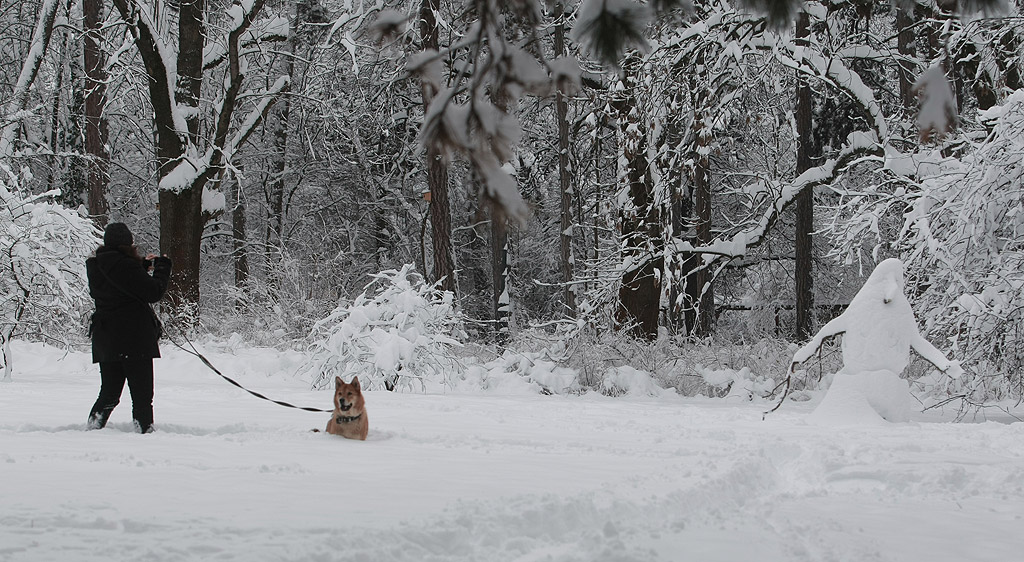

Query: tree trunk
<box><xmin>686</xmin><ymin>113</ymin><xmax>714</xmax><ymax>337</ymax></box>
<box><xmin>0</xmin><ymin>0</ymin><xmax>61</xmax><ymax>156</ymax></box>
<box><xmin>265</xmin><ymin>81</ymin><xmax>290</xmax><ymax>293</ymax></box>
<box><xmin>613</xmin><ymin>65</ymin><xmax>661</xmax><ymax>340</ymax></box>
<box><xmin>155</xmin><ymin>0</ymin><xmax>205</xmax><ymax>310</ymax></box>
<box><xmin>265</xmin><ymin>3</ymin><xmax>302</xmax><ymax>292</ymax></box>
<box><xmin>420</xmin><ymin>0</ymin><xmax>456</xmax><ymax>295</ymax></box>
<box><xmin>67</xmin><ymin>27</ymin><xmax>87</xmax><ymax>209</ymax></box>
<box><xmin>111</xmin><ymin>0</ymin><xmax>282</xmax><ymax>312</ymax></box>
<box><xmin>84</xmin><ymin>0</ymin><xmax>110</xmax><ymax>225</ymax></box>
<box><xmin>428</xmin><ymin>156</ymin><xmax>456</xmax><ymax>293</ymax></box>
<box><xmin>176</xmin><ymin>0</ymin><xmax>205</xmax><ymax>139</ymax></box>
<box><xmin>794</xmin><ymin>11</ymin><xmax>815</xmax><ymax>341</ymax></box>
<box><xmin>159</xmin><ymin>187</ymin><xmax>204</xmax><ymax>309</ymax></box>
<box><xmin>490</xmin><ymin>203</ymin><xmax>510</xmax><ymax>342</ymax></box>
<box><xmin>669</xmin><ymin>175</ymin><xmax>690</xmax><ymax>331</ymax></box>
<box><xmin>230</xmin><ymin>167</ymin><xmax>249</xmax><ymax>304</ymax></box>
<box><xmin>45</xmin><ymin>25</ymin><xmax>67</xmax><ymax>194</ymax></box>
<box><xmin>554</xmin><ymin>5</ymin><xmax>576</xmax><ymax>317</ymax></box>
<box><xmin>896</xmin><ymin>6</ymin><xmax>916</xmax><ymax>111</ymax></box>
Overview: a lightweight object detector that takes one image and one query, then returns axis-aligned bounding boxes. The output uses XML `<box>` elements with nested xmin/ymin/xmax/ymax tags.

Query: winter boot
<box><xmin>87</xmin><ymin>407</ymin><xmax>114</xmax><ymax>430</ymax></box>
<box><xmin>133</xmin><ymin>419</ymin><xmax>154</xmax><ymax>434</ymax></box>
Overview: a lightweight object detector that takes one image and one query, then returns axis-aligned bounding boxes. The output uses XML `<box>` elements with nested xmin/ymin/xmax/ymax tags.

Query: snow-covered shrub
<box><xmin>304</xmin><ymin>264</ymin><xmax>464</xmax><ymax>391</ymax></box>
<box><xmin>501</xmin><ymin>326</ymin><xmax>796</xmax><ymax>398</ymax></box>
<box><xmin>699</xmin><ymin>365</ymin><xmax>780</xmax><ymax>400</ymax></box>
<box><xmin>460</xmin><ymin>350</ymin><xmax>580</xmax><ymax>395</ymax></box>
<box><xmin>600</xmin><ymin>365</ymin><xmax>675</xmax><ymax>398</ymax></box>
<box><xmin>829</xmin><ymin>90</ymin><xmax>1024</xmax><ymax>400</ymax></box>
<box><xmin>1</xmin><ymin>165</ymin><xmax>99</xmax><ymax>380</ymax></box>
<box><xmin>205</xmin><ymin>266</ymin><xmax>337</xmax><ymax>348</ymax></box>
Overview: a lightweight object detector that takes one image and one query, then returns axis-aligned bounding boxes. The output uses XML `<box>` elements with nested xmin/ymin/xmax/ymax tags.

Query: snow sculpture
<box><xmin>790</xmin><ymin>258</ymin><xmax>962</xmax><ymax>423</ymax></box>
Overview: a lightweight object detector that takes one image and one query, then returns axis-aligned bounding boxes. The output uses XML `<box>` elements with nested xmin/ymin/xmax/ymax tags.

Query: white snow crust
<box><xmin>2</xmin><ymin>340</ymin><xmax>1023</xmax><ymax>561</ymax></box>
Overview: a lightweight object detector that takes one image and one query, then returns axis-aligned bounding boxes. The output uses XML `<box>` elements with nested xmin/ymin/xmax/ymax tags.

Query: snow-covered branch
<box><xmin>203</xmin><ymin>15</ymin><xmax>290</xmax><ymax>71</ymax></box>
<box><xmin>110</xmin><ymin>0</ymin><xmax>189</xmax><ymax>153</ymax></box>
<box><xmin>826</xmin><ymin>90</ymin><xmax>1024</xmax><ymax>394</ymax></box>
<box><xmin>1</xmin><ymin>168</ymin><xmax>99</xmax><ymax>380</ymax></box>
<box><xmin>677</xmin><ymin>132</ymin><xmax>883</xmax><ymax>262</ymax></box>
<box><xmin>0</xmin><ymin>0</ymin><xmax>61</xmax><ymax>157</ymax></box>
<box><xmin>221</xmin><ymin>76</ymin><xmax>291</xmax><ymax>166</ymax></box>
<box><xmin>768</xmin><ymin>36</ymin><xmax>889</xmax><ymax>140</ymax></box>
<box><xmin>156</xmin><ymin>0</ymin><xmax>288</xmax><ymax>193</ymax></box>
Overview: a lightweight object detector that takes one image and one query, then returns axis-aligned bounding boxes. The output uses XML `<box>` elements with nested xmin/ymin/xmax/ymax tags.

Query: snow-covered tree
<box><xmin>0</xmin><ymin>165</ymin><xmax>99</xmax><ymax>381</ymax></box>
<box><xmin>305</xmin><ymin>264</ymin><xmax>464</xmax><ymax>391</ymax></box>
<box><xmin>0</xmin><ymin>0</ymin><xmax>61</xmax><ymax>158</ymax></box>
<box><xmin>108</xmin><ymin>0</ymin><xmax>290</xmax><ymax>311</ymax></box>
<box><xmin>829</xmin><ymin>88</ymin><xmax>1024</xmax><ymax>400</ymax></box>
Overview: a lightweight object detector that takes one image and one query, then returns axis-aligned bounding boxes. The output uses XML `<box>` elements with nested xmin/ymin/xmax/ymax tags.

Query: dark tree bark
<box><xmin>177</xmin><ymin>0</ymin><xmax>205</xmax><ymax>138</ymax></box>
<box><xmin>162</xmin><ymin>0</ymin><xmax>206</xmax><ymax>310</ymax></box>
<box><xmin>490</xmin><ymin>203</ymin><xmax>510</xmax><ymax>341</ymax></box>
<box><xmin>685</xmin><ymin>112</ymin><xmax>714</xmax><ymax>337</ymax></box>
<box><xmin>265</xmin><ymin>6</ymin><xmax>298</xmax><ymax>293</ymax></box>
<box><xmin>794</xmin><ymin>11</ymin><xmax>815</xmax><ymax>341</ymax></box>
<box><xmin>427</xmin><ymin>156</ymin><xmax>456</xmax><ymax>293</ymax></box>
<box><xmin>554</xmin><ymin>4</ymin><xmax>576</xmax><ymax>317</ymax></box>
<box><xmin>613</xmin><ymin>64</ymin><xmax>661</xmax><ymax>340</ymax></box>
<box><xmin>45</xmin><ymin>24</ymin><xmax>66</xmax><ymax>194</ymax></box>
<box><xmin>111</xmin><ymin>0</ymin><xmax>284</xmax><ymax>311</ymax></box>
<box><xmin>159</xmin><ymin>188</ymin><xmax>204</xmax><ymax>307</ymax></box>
<box><xmin>229</xmin><ymin>167</ymin><xmax>249</xmax><ymax>304</ymax></box>
<box><xmin>66</xmin><ymin>28</ymin><xmax>87</xmax><ymax>209</ymax></box>
<box><xmin>110</xmin><ymin>0</ymin><xmax>190</xmax><ymax>307</ymax></box>
<box><xmin>84</xmin><ymin>0</ymin><xmax>110</xmax><ymax>225</ymax></box>
<box><xmin>420</xmin><ymin>0</ymin><xmax>456</xmax><ymax>295</ymax></box>
<box><xmin>896</xmin><ymin>6</ymin><xmax>916</xmax><ymax>111</ymax></box>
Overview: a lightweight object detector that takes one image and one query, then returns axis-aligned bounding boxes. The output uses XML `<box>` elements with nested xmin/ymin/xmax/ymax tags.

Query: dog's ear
<box><xmin>351</xmin><ymin>375</ymin><xmax>360</xmax><ymax>390</ymax></box>
<box><xmin>335</xmin><ymin>375</ymin><xmax>343</xmax><ymax>387</ymax></box>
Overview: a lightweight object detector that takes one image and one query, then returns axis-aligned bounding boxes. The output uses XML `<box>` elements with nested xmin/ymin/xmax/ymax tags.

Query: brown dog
<box><xmin>325</xmin><ymin>375</ymin><xmax>368</xmax><ymax>440</ymax></box>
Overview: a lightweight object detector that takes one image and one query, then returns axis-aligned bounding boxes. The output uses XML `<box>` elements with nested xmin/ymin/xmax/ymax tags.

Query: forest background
<box><xmin>2</xmin><ymin>0</ymin><xmax>1022</xmax><ymax>409</ymax></box>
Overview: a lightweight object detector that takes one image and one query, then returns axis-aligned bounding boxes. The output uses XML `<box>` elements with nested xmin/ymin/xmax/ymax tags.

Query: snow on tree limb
<box><xmin>153</xmin><ymin>0</ymin><xmax>287</xmax><ymax>193</ymax></box>
<box><xmin>110</xmin><ymin>0</ymin><xmax>189</xmax><ymax>145</ymax></box>
<box><xmin>828</xmin><ymin>90</ymin><xmax>1024</xmax><ymax>387</ymax></box>
<box><xmin>203</xmin><ymin>16</ymin><xmax>291</xmax><ymax>71</ymax></box>
<box><xmin>220</xmin><ymin>76</ymin><xmax>291</xmax><ymax>164</ymax></box>
<box><xmin>0</xmin><ymin>0</ymin><xmax>61</xmax><ymax>157</ymax></box>
<box><xmin>2</xmin><ymin>168</ymin><xmax>99</xmax><ymax>380</ymax></box>
<box><xmin>770</xmin><ymin>36</ymin><xmax>889</xmax><ymax>140</ymax></box>
<box><xmin>159</xmin><ymin>75</ymin><xmax>290</xmax><ymax>193</ymax></box>
<box><xmin>679</xmin><ymin>132</ymin><xmax>883</xmax><ymax>262</ymax></box>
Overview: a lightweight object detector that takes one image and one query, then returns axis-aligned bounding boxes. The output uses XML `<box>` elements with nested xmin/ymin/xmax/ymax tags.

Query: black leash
<box><xmin>165</xmin><ymin>323</ymin><xmax>332</xmax><ymax>413</ymax></box>
<box><xmin>92</xmin><ymin>254</ymin><xmax>329</xmax><ymax>413</ymax></box>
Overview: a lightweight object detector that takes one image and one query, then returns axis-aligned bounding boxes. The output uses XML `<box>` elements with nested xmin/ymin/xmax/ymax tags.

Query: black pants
<box><xmin>88</xmin><ymin>359</ymin><xmax>154</xmax><ymax>431</ymax></box>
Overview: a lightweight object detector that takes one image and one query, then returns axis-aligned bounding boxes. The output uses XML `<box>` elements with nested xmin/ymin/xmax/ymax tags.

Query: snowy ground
<box><xmin>2</xmin><ymin>339</ymin><xmax>1023</xmax><ymax>562</ymax></box>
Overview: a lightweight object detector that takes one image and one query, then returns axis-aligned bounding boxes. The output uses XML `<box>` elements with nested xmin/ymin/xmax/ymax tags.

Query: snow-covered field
<box><xmin>2</xmin><ymin>339</ymin><xmax>1023</xmax><ymax>562</ymax></box>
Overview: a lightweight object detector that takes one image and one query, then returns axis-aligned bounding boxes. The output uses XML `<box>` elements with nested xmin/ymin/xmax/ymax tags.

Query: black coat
<box><xmin>86</xmin><ymin>247</ymin><xmax>172</xmax><ymax>363</ymax></box>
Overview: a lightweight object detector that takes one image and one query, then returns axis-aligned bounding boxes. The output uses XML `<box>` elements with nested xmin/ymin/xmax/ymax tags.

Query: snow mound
<box><xmin>459</xmin><ymin>351</ymin><xmax>579</xmax><ymax>395</ymax></box>
<box><xmin>809</xmin><ymin>370</ymin><xmax>912</xmax><ymax>426</ymax></box>
<box><xmin>700</xmin><ymin>366</ymin><xmax>777</xmax><ymax>400</ymax></box>
<box><xmin>600</xmin><ymin>366</ymin><xmax>675</xmax><ymax>398</ymax></box>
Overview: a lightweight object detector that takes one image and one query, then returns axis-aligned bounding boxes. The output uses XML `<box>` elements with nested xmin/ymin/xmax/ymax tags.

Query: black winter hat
<box><xmin>103</xmin><ymin>222</ymin><xmax>134</xmax><ymax>248</ymax></box>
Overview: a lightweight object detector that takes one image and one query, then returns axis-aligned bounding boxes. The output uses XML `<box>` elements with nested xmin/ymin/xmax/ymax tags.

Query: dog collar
<box><xmin>335</xmin><ymin>413</ymin><xmax>363</xmax><ymax>424</ymax></box>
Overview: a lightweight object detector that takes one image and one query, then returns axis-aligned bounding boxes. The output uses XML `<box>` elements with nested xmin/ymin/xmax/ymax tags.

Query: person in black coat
<box><xmin>86</xmin><ymin>222</ymin><xmax>172</xmax><ymax>433</ymax></box>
